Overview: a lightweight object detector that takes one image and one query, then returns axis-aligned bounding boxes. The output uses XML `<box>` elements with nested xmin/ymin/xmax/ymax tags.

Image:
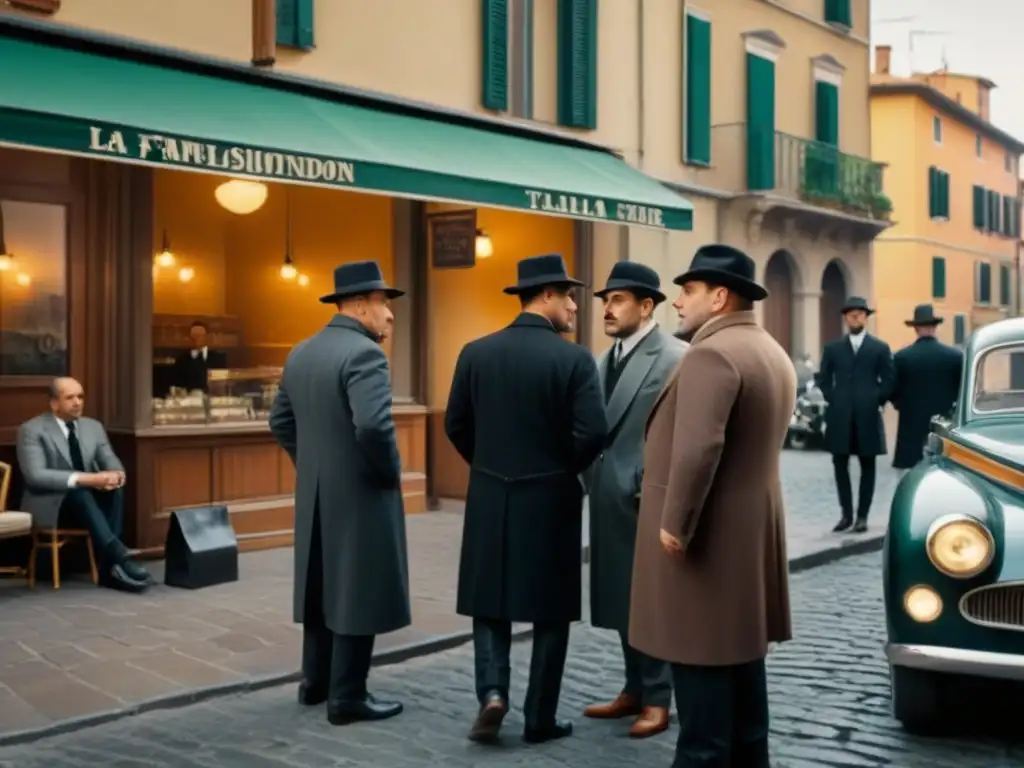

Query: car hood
<box><xmin>952</xmin><ymin>422</ymin><xmax>1024</xmax><ymax>482</ymax></box>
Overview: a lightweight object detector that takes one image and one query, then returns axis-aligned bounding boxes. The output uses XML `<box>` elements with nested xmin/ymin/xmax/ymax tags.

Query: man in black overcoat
<box><xmin>269</xmin><ymin>261</ymin><xmax>411</xmax><ymax>726</ymax></box>
<box><xmin>815</xmin><ymin>296</ymin><xmax>895</xmax><ymax>533</ymax></box>
<box><xmin>890</xmin><ymin>304</ymin><xmax>963</xmax><ymax>470</ymax></box>
<box><xmin>445</xmin><ymin>253</ymin><xmax>607</xmax><ymax>745</ymax></box>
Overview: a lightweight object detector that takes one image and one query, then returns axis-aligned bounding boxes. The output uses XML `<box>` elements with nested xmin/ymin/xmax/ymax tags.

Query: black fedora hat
<box><xmin>594</xmin><ymin>261</ymin><xmax>666</xmax><ymax>304</ymax></box>
<box><xmin>319</xmin><ymin>260</ymin><xmax>404</xmax><ymax>304</ymax></box>
<box><xmin>840</xmin><ymin>296</ymin><xmax>875</xmax><ymax>315</ymax></box>
<box><xmin>672</xmin><ymin>244</ymin><xmax>768</xmax><ymax>302</ymax></box>
<box><xmin>503</xmin><ymin>253</ymin><xmax>583</xmax><ymax>295</ymax></box>
<box><xmin>905</xmin><ymin>303</ymin><xmax>944</xmax><ymax>326</ymax></box>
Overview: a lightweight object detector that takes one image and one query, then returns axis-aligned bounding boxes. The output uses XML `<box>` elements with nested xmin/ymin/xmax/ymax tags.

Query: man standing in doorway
<box><xmin>169</xmin><ymin>320</ymin><xmax>227</xmax><ymax>393</ymax></box>
<box><xmin>269</xmin><ymin>261</ymin><xmax>411</xmax><ymax>726</ymax></box>
<box><xmin>890</xmin><ymin>304</ymin><xmax>963</xmax><ymax>471</ymax></box>
<box><xmin>630</xmin><ymin>245</ymin><xmax>795</xmax><ymax>768</ymax></box>
<box><xmin>445</xmin><ymin>253</ymin><xmax>606</xmax><ymax>745</ymax></box>
<box><xmin>816</xmin><ymin>296</ymin><xmax>895</xmax><ymax>533</ymax></box>
<box><xmin>583</xmin><ymin>262</ymin><xmax>684</xmax><ymax>739</ymax></box>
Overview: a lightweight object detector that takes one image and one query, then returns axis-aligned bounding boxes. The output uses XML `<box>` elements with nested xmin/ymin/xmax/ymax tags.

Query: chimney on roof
<box><xmin>875</xmin><ymin>45</ymin><xmax>892</xmax><ymax>75</ymax></box>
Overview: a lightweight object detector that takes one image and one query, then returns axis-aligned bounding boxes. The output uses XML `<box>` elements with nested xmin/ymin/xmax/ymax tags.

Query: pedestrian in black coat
<box><xmin>890</xmin><ymin>304</ymin><xmax>963</xmax><ymax>470</ymax></box>
<box><xmin>815</xmin><ymin>296</ymin><xmax>895</xmax><ymax>533</ymax></box>
<box><xmin>445</xmin><ymin>253</ymin><xmax>607</xmax><ymax>746</ymax></box>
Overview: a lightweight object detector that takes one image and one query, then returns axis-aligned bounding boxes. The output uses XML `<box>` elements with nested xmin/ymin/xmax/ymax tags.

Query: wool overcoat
<box><xmin>446</xmin><ymin>312</ymin><xmax>607</xmax><ymax>624</ymax></box>
<box><xmin>629</xmin><ymin>312</ymin><xmax>796</xmax><ymax>666</ymax></box>
<box><xmin>269</xmin><ymin>314</ymin><xmax>411</xmax><ymax>636</ymax></box>
<box><xmin>586</xmin><ymin>328</ymin><xmax>686</xmax><ymax>632</ymax></box>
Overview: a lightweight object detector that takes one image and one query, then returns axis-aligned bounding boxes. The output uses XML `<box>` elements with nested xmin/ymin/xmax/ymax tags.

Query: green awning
<box><xmin>0</xmin><ymin>33</ymin><xmax>692</xmax><ymax>231</ymax></box>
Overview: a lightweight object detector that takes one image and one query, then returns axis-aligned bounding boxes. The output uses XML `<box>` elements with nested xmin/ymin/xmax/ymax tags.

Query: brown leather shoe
<box><xmin>583</xmin><ymin>693</ymin><xmax>642</xmax><ymax>719</ymax></box>
<box><xmin>629</xmin><ymin>706</ymin><xmax>670</xmax><ymax>738</ymax></box>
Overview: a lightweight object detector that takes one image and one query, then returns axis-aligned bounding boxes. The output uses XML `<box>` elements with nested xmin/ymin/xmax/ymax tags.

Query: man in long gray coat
<box><xmin>269</xmin><ymin>260</ymin><xmax>411</xmax><ymax>727</ymax></box>
<box><xmin>583</xmin><ymin>262</ymin><xmax>685</xmax><ymax>739</ymax></box>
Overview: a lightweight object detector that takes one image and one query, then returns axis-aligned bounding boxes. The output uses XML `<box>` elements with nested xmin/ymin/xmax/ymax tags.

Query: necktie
<box><xmin>613</xmin><ymin>341</ymin><xmax>623</xmax><ymax>368</ymax></box>
<box><xmin>66</xmin><ymin>421</ymin><xmax>86</xmax><ymax>472</ymax></box>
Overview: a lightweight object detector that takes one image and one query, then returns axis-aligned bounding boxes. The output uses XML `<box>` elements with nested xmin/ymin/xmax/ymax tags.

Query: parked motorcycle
<box><xmin>785</xmin><ymin>381</ymin><xmax>827</xmax><ymax>450</ymax></box>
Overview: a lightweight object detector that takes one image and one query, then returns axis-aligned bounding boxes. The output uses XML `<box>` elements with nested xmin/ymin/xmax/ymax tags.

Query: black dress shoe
<box><xmin>852</xmin><ymin>518</ymin><xmax>868</xmax><ymax>533</ymax></box>
<box><xmin>120</xmin><ymin>559</ymin><xmax>153</xmax><ymax>584</ymax></box>
<box><xmin>832</xmin><ymin>517</ymin><xmax>854</xmax><ymax>533</ymax></box>
<box><xmin>523</xmin><ymin>719</ymin><xmax>573</xmax><ymax>744</ymax></box>
<box><xmin>327</xmin><ymin>693</ymin><xmax>403</xmax><ymax>725</ymax></box>
<box><xmin>469</xmin><ymin>690</ymin><xmax>509</xmax><ymax>743</ymax></box>
<box><xmin>102</xmin><ymin>564</ymin><xmax>148</xmax><ymax>593</ymax></box>
<box><xmin>297</xmin><ymin>681</ymin><xmax>328</xmax><ymax>706</ymax></box>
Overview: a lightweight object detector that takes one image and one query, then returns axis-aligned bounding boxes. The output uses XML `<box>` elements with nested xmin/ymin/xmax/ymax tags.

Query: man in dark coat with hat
<box><xmin>890</xmin><ymin>304</ymin><xmax>963</xmax><ymax>470</ymax></box>
<box><xmin>445</xmin><ymin>253</ymin><xmax>607</xmax><ymax>745</ymax></box>
<box><xmin>269</xmin><ymin>260</ymin><xmax>411</xmax><ymax>726</ymax></box>
<box><xmin>582</xmin><ymin>262</ymin><xmax>685</xmax><ymax>739</ymax></box>
<box><xmin>815</xmin><ymin>296</ymin><xmax>895</xmax><ymax>533</ymax></box>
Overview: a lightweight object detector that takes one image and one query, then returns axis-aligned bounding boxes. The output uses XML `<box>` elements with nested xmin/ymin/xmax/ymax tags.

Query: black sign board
<box><xmin>429</xmin><ymin>209</ymin><xmax>477</xmax><ymax>269</ymax></box>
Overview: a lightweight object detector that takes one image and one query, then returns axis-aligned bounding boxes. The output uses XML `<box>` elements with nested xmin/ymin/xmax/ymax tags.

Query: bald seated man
<box><xmin>16</xmin><ymin>377</ymin><xmax>152</xmax><ymax>592</ymax></box>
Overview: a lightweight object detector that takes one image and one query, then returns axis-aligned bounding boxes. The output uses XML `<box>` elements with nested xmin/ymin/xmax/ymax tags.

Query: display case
<box><xmin>151</xmin><ymin>366</ymin><xmax>283</xmax><ymax>425</ymax></box>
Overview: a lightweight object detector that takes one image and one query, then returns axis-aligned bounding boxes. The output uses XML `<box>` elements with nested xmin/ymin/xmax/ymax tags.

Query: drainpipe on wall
<box><xmin>252</xmin><ymin>0</ymin><xmax>276</xmax><ymax>68</ymax></box>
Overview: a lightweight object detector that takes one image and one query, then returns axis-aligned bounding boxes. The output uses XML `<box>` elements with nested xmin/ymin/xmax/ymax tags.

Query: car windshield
<box><xmin>972</xmin><ymin>345</ymin><xmax>1024</xmax><ymax>413</ymax></box>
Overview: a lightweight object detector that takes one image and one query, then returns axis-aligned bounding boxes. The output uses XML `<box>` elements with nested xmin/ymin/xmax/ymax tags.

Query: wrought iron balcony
<box><xmin>705</xmin><ymin>124</ymin><xmax>891</xmax><ymax>221</ymax></box>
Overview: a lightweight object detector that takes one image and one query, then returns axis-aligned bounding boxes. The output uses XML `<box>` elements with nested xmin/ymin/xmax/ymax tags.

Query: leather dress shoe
<box><xmin>327</xmin><ymin>693</ymin><xmax>403</xmax><ymax>725</ymax></box>
<box><xmin>121</xmin><ymin>559</ymin><xmax>154</xmax><ymax>584</ymax></box>
<box><xmin>297</xmin><ymin>681</ymin><xmax>328</xmax><ymax>706</ymax></box>
<box><xmin>583</xmin><ymin>692</ymin><xmax>641</xmax><ymax>719</ymax></box>
<box><xmin>102</xmin><ymin>564</ymin><xmax>148</xmax><ymax>593</ymax></box>
<box><xmin>523</xmin><ymin>719</ymin><xmax>573</xmax><ymax>744</ymax></box>
<box><xmin>468</xmin><ymin>690</ymin><xmax>508</xmax><ymax>743</ymax></box>
<box><xmin>832</xmin><ymin>517</ymin><xmax>853</xmax><ymax>533</ymax></box>
<box><xmin>629</xmin><ymin>706</ymin><xmax>669</xmax><ymax>738</ymax></box>
<box><xmin>852</xmin><ymin>518</ymin><xmax>868</xmax><ymax>533</ymax></box>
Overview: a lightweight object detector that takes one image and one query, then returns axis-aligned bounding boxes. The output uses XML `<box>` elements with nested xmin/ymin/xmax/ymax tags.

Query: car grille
<box><xmin>960</xmin><ymin>584</ymin><xmax>1024</xmax><ymax>631</ymax></box>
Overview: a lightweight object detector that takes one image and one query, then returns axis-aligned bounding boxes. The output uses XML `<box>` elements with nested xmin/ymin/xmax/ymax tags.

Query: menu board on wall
<box><xmin>428</xmin><ymin>209</ymin><xmax>477</xmax><ymax>269</ymax></box>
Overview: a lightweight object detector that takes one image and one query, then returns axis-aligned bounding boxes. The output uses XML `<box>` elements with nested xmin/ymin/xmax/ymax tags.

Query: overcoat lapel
<box><xmin>605</xmin><ymin>331</ymin><xmax>661</xmax><ymax>432</ymax></box>
<box><xmin>42</xmin><ymin>417</ymin><xmax>73</xmax><ymax>467</ymax></box>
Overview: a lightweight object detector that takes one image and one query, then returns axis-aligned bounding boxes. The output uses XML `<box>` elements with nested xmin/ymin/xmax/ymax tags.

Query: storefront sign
<box><xmin>429</xmin><ymin>209</ymin><xmax>477</xmax><ymax>269</ymax></box>
<box><xmin>525</xmin><ymin>190</ymin><xmax>666</xmax><ymax>229</ymax></box>
<box><xmin>88</xmin><ymin>126</ymin><xmax>357</xmax><ymax>186</ymax></box>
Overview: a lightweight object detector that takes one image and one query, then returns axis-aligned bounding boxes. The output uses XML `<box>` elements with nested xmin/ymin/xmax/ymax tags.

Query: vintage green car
<box><xmin>884</xmin><ymin>317</ymin><xmax>1024</xmax><ymax>733</ymax></box>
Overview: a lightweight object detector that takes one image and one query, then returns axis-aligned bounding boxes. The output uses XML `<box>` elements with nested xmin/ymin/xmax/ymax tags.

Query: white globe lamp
<box><xmin>215</xmin><ymin>179</ymin><xmax>269</xmax><ymax>215</ymax></box>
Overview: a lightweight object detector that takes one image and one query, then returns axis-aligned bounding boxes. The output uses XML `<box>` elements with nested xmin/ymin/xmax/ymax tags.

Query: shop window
<box><xmin>684</xmin><ymin>12</ymin><xmax>712</xmax><ymax>165</ymax></box>
<box><xmin>0</xmin><ymin>200</ymin><xmax>68</xmax><ymax>377</ymax></box>
<box><xmin>824</xmin><ymin>0</ymin><xmax>852</xmax><ymax>28</ymax></box>
<box><xmin>931</xmin><ymin>256</ymin><xmax>946</xmax><ymax>300</ymax></box>
<box><xmin>276</xmin><ymin>0</ymin><xmax>314</xmax><ymax>50</ymax></box>
<box><xmin>557</xmin><ymin>0</ymin><xmax>598</xmax><ymax>129</ymax></box>
<box><xmin>746</xmin><ymin>52</ymin><xmax>776</xmax><ymax>191</ymax></box>
<box><xmin>927</xmin><ymin>166</ymin><xmax>949</xmax><ymax>220</ymax></box>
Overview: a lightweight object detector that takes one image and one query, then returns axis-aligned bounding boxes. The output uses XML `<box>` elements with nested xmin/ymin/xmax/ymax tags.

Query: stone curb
<box><xmin>0</xmin><ymin>536</ymin><xmax>883</xmax><ymax>748</ymax></box>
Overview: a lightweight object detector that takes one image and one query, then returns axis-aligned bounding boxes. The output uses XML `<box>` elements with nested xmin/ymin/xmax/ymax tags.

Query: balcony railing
<box><xmin>706</xmin><ymin>124</ymin><xmax>891</xmax><ymax>220</ymax></box>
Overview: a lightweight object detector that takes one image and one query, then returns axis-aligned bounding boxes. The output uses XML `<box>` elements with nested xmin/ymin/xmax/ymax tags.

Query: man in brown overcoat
<box><xmin>629</xmin><ymin>244</ymin><xmax>796</xmax><ymax>768</ymax></box>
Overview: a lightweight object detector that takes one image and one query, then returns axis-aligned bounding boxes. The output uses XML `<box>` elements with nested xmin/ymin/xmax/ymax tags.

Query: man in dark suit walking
<box><xmin>445</xmin><ymin>254</ymin><xmax>607</xmax><ymax>745</ymax></box>
<box><xmin>816</xmin><ymin>296</ymin><xmax>895</xmax><ymax>533</ymax></box>
<box><xmin>890</xmin><ymin>304</ymin><xmax>963</xmax><ymax>470</ymax></box>
<box><xmin>269</xmin><ymin>261</ymin><xmax>411</xmax><ymax>726</ymax></box>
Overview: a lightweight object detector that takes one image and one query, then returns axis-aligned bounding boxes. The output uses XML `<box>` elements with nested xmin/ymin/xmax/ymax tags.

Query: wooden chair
<box><xmin>29</xmin><ymin>525</ymin><xmax>99</xmax><ymax>590</ymax></box>
<box><xmin>0</xmin><ymin>461</ymin><xmax>33</xmax><ymax>582</ymax></box>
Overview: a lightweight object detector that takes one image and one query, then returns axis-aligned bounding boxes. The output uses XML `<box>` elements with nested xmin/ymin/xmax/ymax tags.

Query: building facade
<box><xmin>871</xmin><ymin>46</ymin><xmax>1024</xmax><ymax>350</ymax></box>
<box><xmin>0</xmin><ymin>0</ymin><xmax>882</xmax><ymax>552</ymax></box>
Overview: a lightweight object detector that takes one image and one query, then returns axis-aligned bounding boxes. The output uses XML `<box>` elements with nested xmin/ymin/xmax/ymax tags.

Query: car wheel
<box><xmin>891</xmin><ymin>665</ymin><xmax>945</xmax><ymax>734</ymax></box>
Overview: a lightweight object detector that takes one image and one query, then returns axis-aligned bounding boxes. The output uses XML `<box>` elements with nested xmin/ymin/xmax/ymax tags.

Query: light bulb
<box><xmin>475</xmin><ymin>231</ymin><xmax>494</xmax><ymax>259</ymax></box>
<box><xmin>0</xmin><ymin>253</ymin><xmax>11</xmax><ymax>271</ymax></box>
<box><xmin>178</xmin><ymin>266</ymin><xmax>195</xmax><ymax>283</ymax></box>
<box><xmin>155</xmin><ymin>249</ymin><xmax>175</xmax><ymax>267</ymax></box>
<box><xmin>280</xmin><ymin>262</ymin><xmax>298</xmax><ymax>280</ymax></box>
<box><xmin>215</xmin><ymin>179</ymin><xmax>269</xmax><ymax>215</ymax></box>
<box><xmin>297</xmin><ymin>273</ymin><xmax>310</xmax><ymax>287</ymax></box>
<box><xmin>15</xmin><ymin>272</ymin><xmax>31</xmax><ymax>287</ymax></box>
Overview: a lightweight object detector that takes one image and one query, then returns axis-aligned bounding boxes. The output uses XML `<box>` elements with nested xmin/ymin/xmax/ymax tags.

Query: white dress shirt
<box><xmin>612</xmin><ymin>318</ymin><xmax>658</xmax><ymax>366</ymax></box>
<box><xmin>190</xmin><ymin>346</ymin><xmax>209</xmax><ymax>361</ymax></box>
<box><xmin>848</xmin><ymin>332</ymin><xmax>865</xmax><ymax>354</ymax></box>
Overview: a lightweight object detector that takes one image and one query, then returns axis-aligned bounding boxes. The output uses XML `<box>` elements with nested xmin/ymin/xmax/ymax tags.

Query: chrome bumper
<box><xmin>887</xmin><ymin>643</ymin><xmax>1024</xmax><ymax>682</ymax></box>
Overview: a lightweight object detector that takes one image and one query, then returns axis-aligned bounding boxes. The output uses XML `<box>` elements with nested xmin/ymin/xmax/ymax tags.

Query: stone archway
<box><xmin>763</xmin><ymin>250</ymin><xmax>798</xmax><ymax>355</ymax></box>
<box><xmin>819</xmin><ymin>259</ymin><xmax>849</xmax><ymax>349</ymax></box>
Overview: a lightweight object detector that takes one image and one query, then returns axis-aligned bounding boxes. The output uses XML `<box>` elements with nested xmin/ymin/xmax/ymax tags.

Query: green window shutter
<box><xmin>954</xmin><ymin>314</ymin><xmax>966</xmax><ymax>345</ymax></box>
<box><xmin>978</xmin><ymin>262</ymin><xmax>992</xmax><ymax>303</ymax></box>
<box><xmin>939</xmin><ymin>171</ymin><xmax>950</xmax><ymax>218</ymax></box>
<box><xmin>482</xmin><ymin>0</ymin><xmax>509</xmax><ymax>111</ymax></box>
<box><xmin>1001</xmin><ymin>264</ymin><xmax>1012</xmax><ymax>306</ymax></box>
<box><xmin>557</xmin><ymin>0</ymin><xmax>598</xmax><ymax>129</ymax></box>
<box><xmin>814</xmin><ymin>80</ymin><xmax>839</xmax><ymax>147</ymax></box>
<box><xmin>276</xmin><ymin>0</ymin><xmax>314</xmax><ymax>49</ymax></box>
<box><xmin>973</xmin><ymin>185</ymin><xmax>986</xmax><ymax>229</ymax></box>
<box><xmin>989</xmin><ymin>190</ymin><xmax>1001</xmax><ymax>233</ymax></box>
<box><xmin>684</xmin><ymin>14</ymin><xmax>712</xmax><ymax>165</ymax></box>
<box><xmin>927</xmin><ymin>166</ymin><xmax>937</xmax><ymax>218</ymax></box>
<box><xmin>824</xmin><ymin>0</ymin><xmax>852</xmax><ymax>27</ymax></box>
<box><xmin>931</xmin><ymin>256</ymin><xmax>946</xmax><ymax>299</ymax></box>
<box><xmin>746</xmin><ymin>53</ymin><xmax>776</xmax><ymax>191</ymax></box>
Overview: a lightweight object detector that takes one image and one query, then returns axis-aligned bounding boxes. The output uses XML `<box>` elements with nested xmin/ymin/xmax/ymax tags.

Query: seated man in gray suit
<box><xmin>17</xmin><ymin>377</ymin><xmax>152</xmax><ymax>592</ymax></box>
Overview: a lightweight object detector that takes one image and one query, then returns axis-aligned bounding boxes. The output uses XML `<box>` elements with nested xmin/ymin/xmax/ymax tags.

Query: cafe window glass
<box><xmin>0</xmin><ymin>200</ymin><xmax>68</xmax><ymax>377</ymax></box>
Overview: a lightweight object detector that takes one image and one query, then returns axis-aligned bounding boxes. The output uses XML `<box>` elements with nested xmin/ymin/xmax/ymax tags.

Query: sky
<box><xmin>871</xmin><ymin>0</ymin><xmax>1023</xmax><ymax>147</ymax></box>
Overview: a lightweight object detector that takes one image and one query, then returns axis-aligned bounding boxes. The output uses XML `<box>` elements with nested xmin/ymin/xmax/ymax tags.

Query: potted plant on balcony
<box><xmin>870</xmin><ymin>193</ymin><xmax>893</xmax><ymax>221</ymax></box>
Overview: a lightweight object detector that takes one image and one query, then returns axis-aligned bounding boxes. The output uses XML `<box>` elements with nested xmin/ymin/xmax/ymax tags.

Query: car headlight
<box><xmin>904</xmin><ymin>585</ymin><xmax>943</xmax><ymax>622</ymax></box>
<box><xmin>925</xmin><ymin>514</ymin><xmax>995</xmax><ymax>579</ymax></box>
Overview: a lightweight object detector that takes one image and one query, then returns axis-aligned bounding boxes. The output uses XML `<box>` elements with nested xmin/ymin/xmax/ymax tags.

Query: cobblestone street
<box><xmin>2</xmin><ymin>553</ymin><xmax>1020</xmax><ymax>767</ymax></box>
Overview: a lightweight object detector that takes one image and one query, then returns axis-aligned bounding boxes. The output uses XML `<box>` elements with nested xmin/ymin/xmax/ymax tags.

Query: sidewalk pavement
<box><xmin>0</xmin><ymin>450</ymin><xmax>900</xmax><ymax>744</ymax></box>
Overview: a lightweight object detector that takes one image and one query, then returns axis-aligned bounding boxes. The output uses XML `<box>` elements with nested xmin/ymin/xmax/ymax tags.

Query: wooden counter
<box><xmin>110</xmin><ymin>404</ymin><xmax>428</xmax><ymax>557</ymax></box>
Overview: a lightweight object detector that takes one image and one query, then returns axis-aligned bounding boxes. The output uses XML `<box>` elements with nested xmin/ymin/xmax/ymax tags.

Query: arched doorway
<box><xmin>763</xmin><ymin>250</ymin><xmax>796</xmax><ymax>355</ymax></box>
<box><xmin>819</xmin><ymin>259</ymin><xmax>848</xmax><ymax>349</ymax></box>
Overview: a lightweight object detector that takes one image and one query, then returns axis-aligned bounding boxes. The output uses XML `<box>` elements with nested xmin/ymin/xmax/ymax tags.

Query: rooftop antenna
<box><xmin>908</xmin><ymin>29</ymin><xmax>949</xmax><ymax>72</ymax></box>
